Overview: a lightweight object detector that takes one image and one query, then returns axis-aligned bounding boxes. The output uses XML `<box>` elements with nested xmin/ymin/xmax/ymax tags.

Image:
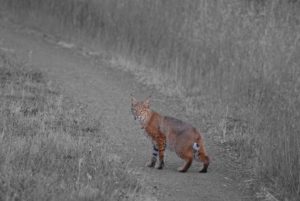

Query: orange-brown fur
<box><xmin>131</xmin><ymin>96</ymin><xmax>210</xmax><ymax>173</ymax></box>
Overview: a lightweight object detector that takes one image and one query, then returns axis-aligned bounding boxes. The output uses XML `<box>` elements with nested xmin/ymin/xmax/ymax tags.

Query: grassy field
<box><xmin>1</xmin><ymin>0</ymin><xmax>299</xmax><ymax>200</ymax></box>
<box><xmin>0</xmin><ymin>50</ymin><xmax>142</xmax><ymax>201</ymax></box>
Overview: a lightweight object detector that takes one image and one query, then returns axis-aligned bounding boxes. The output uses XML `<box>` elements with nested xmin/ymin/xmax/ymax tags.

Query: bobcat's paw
<box><xmin>177</xmin><ymin>166</ymin><xmax>188</xmax><ymax>173</ymax></box>
<box><xmin>199</xmin><ymin>163</ymin><xmax>208</xmax><ymax>173</ymax></box>
<box><xmin>155</xmin><ymin>160</ymin><xmax>164</xmax><ymax>170</ymax></box>
<box><xmin>199</xmin><ymin>168</ymin><xmax>207</xmax><ymax>173</ymax></box>
<box><xmin>146</xmin><ymin>156</ymin><xmax>157</xmax><ymax>168</ymax></box>
<box><xmin>146</xmin><ymin>160</ymin><xmax>156</xmax><ymax>168</ymax></box>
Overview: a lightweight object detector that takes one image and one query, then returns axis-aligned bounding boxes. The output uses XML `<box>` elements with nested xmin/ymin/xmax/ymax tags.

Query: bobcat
<box><xmin>131</xmin><ymin>96</ymin><xmax>209</xmax><ymax>173</ymax></box>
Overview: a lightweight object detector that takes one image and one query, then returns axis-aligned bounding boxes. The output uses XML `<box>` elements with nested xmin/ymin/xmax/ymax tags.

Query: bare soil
<box><xmin>0</xmin><ymin>17</ymin><xmax>255</xmax><ymax>201</ymax></box>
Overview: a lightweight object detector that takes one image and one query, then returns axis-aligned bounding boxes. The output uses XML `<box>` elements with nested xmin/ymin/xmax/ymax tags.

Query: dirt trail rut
<box><xmin>0</xmin><ymin>19</ymin><xmax>252</xmax><ymax>201</ymax></box>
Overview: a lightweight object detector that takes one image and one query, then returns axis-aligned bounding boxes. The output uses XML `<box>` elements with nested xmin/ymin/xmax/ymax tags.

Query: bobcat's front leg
<box><xmin>155</xmin><ymin>139</ymin><xmax>165</xmax><ymax>169</ymax></box>
<box><xmin>146</xmin><ymin>145</ymin><xmax>158</xmax><ymax>168</ymax></box>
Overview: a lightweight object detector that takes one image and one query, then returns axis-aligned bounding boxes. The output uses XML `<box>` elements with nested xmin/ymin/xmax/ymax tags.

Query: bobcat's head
<box><xmin>131</xmin><ymin>96</ymin><xmax>151</xmax><ymax>127</ymax></box>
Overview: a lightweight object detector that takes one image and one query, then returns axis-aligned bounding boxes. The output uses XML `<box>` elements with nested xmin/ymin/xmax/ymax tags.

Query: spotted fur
<box><xmin>131</xmin><ymin>96</ymin><xmax>210</xmax><ymax>173</ymax></box>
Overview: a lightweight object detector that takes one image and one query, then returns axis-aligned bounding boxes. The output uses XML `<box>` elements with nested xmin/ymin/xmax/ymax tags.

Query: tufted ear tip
<box><xmin>144</xmin><ymin>96</ymin><xmax>151</xmax><ymax>108</ymax></box>
<box><xmin>131</xmin><ymin>95</ymin><xmax>138</xmax><ymax>105</ymax></box>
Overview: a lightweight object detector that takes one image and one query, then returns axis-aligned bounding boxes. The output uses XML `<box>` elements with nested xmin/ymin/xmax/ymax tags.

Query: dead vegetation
<box><xmin>0</xmin><ymin>50</ymin><xmax>142</xmax><ymax>201</ymax></box>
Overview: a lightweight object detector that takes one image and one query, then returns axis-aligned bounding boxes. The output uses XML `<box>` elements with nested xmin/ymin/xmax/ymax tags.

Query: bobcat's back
<box><xmin>162</xmin><ymin>116</ymin><xmax>194</xmax><ymax>135</ymax></box>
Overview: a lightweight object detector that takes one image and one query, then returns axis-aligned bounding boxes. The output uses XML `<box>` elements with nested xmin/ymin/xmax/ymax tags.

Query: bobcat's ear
<box><xmin>131</xmin><ymin>95</ymin><xmax>138</xmax><ymax>105</ymax></box>
<box><xmin>144</xmin><ymin>96</ymin><xmax>151</xmax><ymax>108</ymax></box>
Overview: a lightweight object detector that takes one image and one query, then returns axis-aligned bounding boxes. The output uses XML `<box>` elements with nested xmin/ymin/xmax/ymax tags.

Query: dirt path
<box><xmin>0</xmin><ymin>18</ymin><xmax>253</xmax><ymax>201</ymax></box>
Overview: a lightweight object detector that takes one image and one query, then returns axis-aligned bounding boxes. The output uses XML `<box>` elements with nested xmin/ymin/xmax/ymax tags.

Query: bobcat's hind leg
<box><xmin>199</xmin><ymin>154</ymin><xmax>209</xmax><ymax>173</ymax></box>
<box><xmin>177</xmin><ymin>159</ymin><xmax>192</xmax><ymax>173</ymax></box>
<box><xmin>195</xmin><ymin>138</ymin><xmax>210</xmax><ymax>173</ymax></box>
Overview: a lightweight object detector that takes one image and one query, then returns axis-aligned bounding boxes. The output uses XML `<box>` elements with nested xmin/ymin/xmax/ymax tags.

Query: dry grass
<box><xmin>1</xmin><ymin>0</ymin><xmax>300</xmax><ymax>200</ymax></box>
<box><xmin>0</xmin><ymin>51</ymin><xmax>142</xmax><ymax>201</ymax></box>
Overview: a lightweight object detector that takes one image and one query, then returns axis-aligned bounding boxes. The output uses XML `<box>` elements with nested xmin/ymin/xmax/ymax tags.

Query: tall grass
<box><xmin>1</xmin><ymin>0</ymin><xmax>299</xmax><ymax>200</ymax></box>
<box><xmin>1</xmin><ymin>0</ymin><xmax>299</xmax><ymax>96</ymax></box>
<box><xmin>0</xmin><ymin>51</ymin><xmax>142</xmax><ymax>200</ymax></box>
